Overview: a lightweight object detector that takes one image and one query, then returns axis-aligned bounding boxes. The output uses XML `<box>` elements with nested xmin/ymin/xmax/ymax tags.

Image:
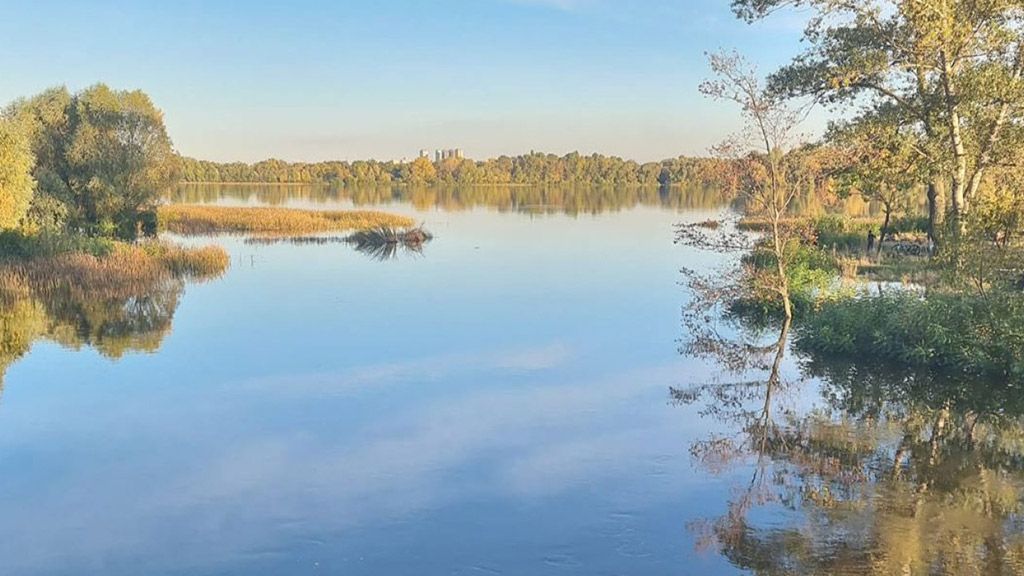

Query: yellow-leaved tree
<box><xmin>0</xmin><ymin>118</ymin><xmax>35</xmax><ymax>230</ymax></box>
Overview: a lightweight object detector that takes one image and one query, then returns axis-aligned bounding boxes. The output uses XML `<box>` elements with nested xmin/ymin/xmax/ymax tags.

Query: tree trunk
<box><xmin>927</xmin><ymin>180</ymin><xmax>944</xmax><ymax>244</ymax></box>
<box><xmin>878</xmin><ymin>207</ymin><xmax>891</xmax><ymax>256</ymax></box>
<box><xmin>772</xmin><ymin>216</ymin><xmax>793</xmax><ymax>322</ymax></box>
<box><xmin>940</xmin><ymin>51</ymin><xmax>969</xmax><ymax>234</ymax></box>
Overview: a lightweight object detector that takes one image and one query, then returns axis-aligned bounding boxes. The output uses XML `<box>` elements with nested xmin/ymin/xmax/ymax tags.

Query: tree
<box><xmin>408</xmin><ymin>156</ymin><xmax>437</xmax><ymax>183</ymax></box>
<box><xmin>831</xmin><ymin>109</ymin><xmax>927</xmax><ymax>253</ymax></box>
<box><xmin>699</xmin><ymin>51</ymin><xmax>811</xmax><ymax>321</ymax></box>
<box><xmin>6</xmin><ymin>84</ymin><xmax>179</xmax><ymax>237</ymax></box>
<box><xmin>6</xmin><ymin>87</ymin><xmax>73</xmax><ymax>232</ymax></box>
<box><xmin>734</xmin><ymin>0</ymin><xmax>1024</xmax><ymax>238</ymax></box>
<box><xmin>65</xmin><ymin>85</ymin><xmax>179</xmax><ymax>237</ymax></box>
<box><xmin>0</xmin><ymin>118</ymin><xmax>35</xmax><ymax>230</ymax></box>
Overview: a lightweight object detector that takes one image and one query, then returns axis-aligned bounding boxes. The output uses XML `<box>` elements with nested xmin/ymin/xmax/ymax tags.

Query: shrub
<box><xmin>796</xmin><ymin>293</ymin><xmax>1024</xmax><ymax>382</ymax></box>
<box><xmin>736</xmin><ymin>240</ymin><xmax>839</xmax><ymax>318</ymax></box>
<box><xmin>813</xmin><ymin>215</ymin><xmax>872</xmax><ymax>252</ymax></box>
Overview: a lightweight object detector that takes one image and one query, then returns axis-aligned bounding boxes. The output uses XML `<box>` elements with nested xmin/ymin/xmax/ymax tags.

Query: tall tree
<box><xmin>0</xmin><ymin>118</ymin><xmax>36</xmax><ymax>230</ymax></box>
<box><xmin>65</xmin><ymin>85</ymin><xmax>179</xmax><ymax>237</ymax></box>
<box><xmin>699</xmin><ymin>51</ymin><xmax>811</xmax><ymax>321</ymax></box>
<box><xmin>6</xmin><ymin>87</ymin><xmax>73</xmax><ymax>232</ymax></box>
<box><xmin>6</xmin><ymin>84</ymin><xmax>179</xmax><ymax>237</ymax></box>
<box><xmin>734</xmin><ymin>0</ymin><xmax>1024</xmax><ymax>237</ymax></box>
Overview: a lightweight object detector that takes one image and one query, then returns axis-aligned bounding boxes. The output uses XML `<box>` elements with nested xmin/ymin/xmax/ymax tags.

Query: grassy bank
<box><xmin>710</xmin><ymin>213</ymin><xmax>1024</xmax><ymax>382</ymax></box>
<box><xmin>158</xmin><ymin>205</ymin><xmax>416</xmax><ymax>235</ymax></box>
<box><xmin>0</xmin><ymin>237</ymin><xmax>229</xmax><ymax>302</ymax></box>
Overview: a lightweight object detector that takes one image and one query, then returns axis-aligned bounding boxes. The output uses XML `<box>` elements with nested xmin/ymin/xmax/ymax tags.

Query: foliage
<box><xmin>0</xmin><ymin>229</ymin><xmax>114</xmax><ymax>259</ymax></box>
<box><xmin>734</xmin><ymin>0</ymin><xmax>1024</xmax><ymax>233</ymax></box>
<box><xmin>828</xmin><ymin>108</ymin><xmax>929</xmax><ymax>246</ymax></box>
<box><xmin>157</xmin><ymin>205</ymin><xmax>415</xmax><ymax>236</ymax></box>
<box><xmin>796</xmin><ymin>292</ymin><xmax>1024</xmax><ymax>381</ymax></box>
<box><xmin>6</xmin><ymin>84</ymin><xmax>179</xmax><ymax>238</ymax></box>
<box><xmin>812</xmin><ymin>214</ymin><xmax>873</xmax><ymax>252</ymax></box>
<box><xmin>0</xmin><ymin>117</ymin><xmax>35</xmax><ymax>230</ymax></box>
<box><xmin>733</xmin><ymin>240</ymin><xmax>839</xmax><ymax>318</ymax></box>
<box><xmin>178</xmin><ymin>152</ymin><xmax>741</xmax><ymax>189</ymax></box>
<box><xmin>7</xmin><ymin>87</ymin><xmax>74</xmax><ymax>232</ymax></box>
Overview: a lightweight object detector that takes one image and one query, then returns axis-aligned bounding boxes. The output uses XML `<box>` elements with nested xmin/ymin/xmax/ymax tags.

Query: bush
<box><xmin>0</xmin><ymin>230</ymin><xmax>114</xmax><ymax>260</ymax></box>
<box><xmin>890</xmin><ymin>215</ymin><xmax>929</xmax><ymax>235</ymax></box>
<box><xmin>737</xmin><ymin>240</ymin><xmax>839</xmax><ymax>317</ymax></box>
<box><xmin>796</xmin><ymin>292</ymin><xmax>1024</xmax><ymax>382</ymax></box>
<box><xmin>813</xmin><ymin>215</ymin><xmax>872</xmax><ymax>252</ymax></box>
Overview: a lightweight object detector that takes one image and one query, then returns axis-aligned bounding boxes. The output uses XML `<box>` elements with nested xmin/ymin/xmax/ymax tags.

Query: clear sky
<box><xmin>0</xmin><ymin>0</ymin><xmax>811</xmax><ymax>163</ymax></box>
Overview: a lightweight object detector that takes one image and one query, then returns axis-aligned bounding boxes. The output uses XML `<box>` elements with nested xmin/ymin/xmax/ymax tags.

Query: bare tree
<box><xmin>696</xmin><ymin>51</ymin><xmax>809</xmax><ymax>321</ymax></box>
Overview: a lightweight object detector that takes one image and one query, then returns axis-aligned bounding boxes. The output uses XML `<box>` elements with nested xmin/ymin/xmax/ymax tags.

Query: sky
<box><xmin>0</xmin><ymin>0</ymin><xmax>813</xmax><ymax>163</ymax></box>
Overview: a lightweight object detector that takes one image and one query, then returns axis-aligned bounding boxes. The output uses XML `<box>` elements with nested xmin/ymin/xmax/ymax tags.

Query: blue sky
<box><xmin>1</xmin><ymin>0</ymin><xmax>810</xmax><ymax>162</ymax></box>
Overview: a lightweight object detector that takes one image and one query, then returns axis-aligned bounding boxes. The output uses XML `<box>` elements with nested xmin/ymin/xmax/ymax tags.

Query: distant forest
<box><xmin>179</xmin><ymin>153</ymin><xmax>737</xmax><ymax>188</ymax></box>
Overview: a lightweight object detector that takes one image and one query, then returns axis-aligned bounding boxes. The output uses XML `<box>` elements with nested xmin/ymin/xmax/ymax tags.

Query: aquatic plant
<box><xmin>0</xmin><ymin>240</ymin><xmax>229</xmax><ymax>303</ymax></box>
<box><xmin>346</xmin><ymin>226</ymin><xmax>433</xmax><ymax>261</ymax></box>
<box><xmin>158</xmin><ymin>205</ymin><xmax>415</xmax><ymax>235</ymax></box>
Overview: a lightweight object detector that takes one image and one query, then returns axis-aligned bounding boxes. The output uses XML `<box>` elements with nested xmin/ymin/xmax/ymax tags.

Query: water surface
<box><xmin>1</xmin><ymin>185</ymin><xmax>1022</xmax><ymax>575</ymax></box>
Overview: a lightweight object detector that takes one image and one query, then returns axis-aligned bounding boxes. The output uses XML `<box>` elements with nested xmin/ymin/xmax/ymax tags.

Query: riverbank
<box><xmin>706</xmin><ymin>214</ymin><xmax>1024</xmax><ymax>383</ymax></box>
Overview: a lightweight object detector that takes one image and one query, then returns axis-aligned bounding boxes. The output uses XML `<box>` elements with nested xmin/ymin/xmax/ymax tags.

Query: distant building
<box><xmin>419</xmin><ymin>149</ymin><xmax>430</xmax><ymax>159</ymax></box>
<box><xmin>426</xmin><ymin>148</ymin><xmax>465</xmax><ymax>162</ymax></box>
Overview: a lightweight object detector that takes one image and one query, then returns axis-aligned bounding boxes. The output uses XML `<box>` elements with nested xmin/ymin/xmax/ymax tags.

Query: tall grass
<box><xmin>0</xmin><ymin>240</ymin><xmax>229</xmax><ymax>303</ymax></box>
<box><xmin>346</xmin><ymin>226</ymin><xmax>433</xmax><ymax>261</ymax></box>
<box><xmin>158</xmin><ymin>205</ymin><xmax>416</xmax><ymax>235</ymax></box>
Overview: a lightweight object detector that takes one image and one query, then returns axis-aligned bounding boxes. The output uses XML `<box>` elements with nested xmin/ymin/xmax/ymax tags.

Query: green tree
<box><xmin>65</xmin><ymin>85</ymin><xmax>179</xmax><ymax>237</ymax></box>
<box><xmin>7</xmin><ymin>87</ymin><xmax>73</xmax><ymax>232</ymax></box>
<box><xmin>831</xmin><ymin>109</ymin><xmax>927</xmax><ymax>252</ymax></box>
<box><xmin>0</xmin><ymin>118</ymin><xmax>35</xmax><ymax>230</ymax></box>
<box><xmin>735</xmin><ymin>0</ymin><xmax>1024</xmax><ymax>238</ymax></box>
<box><xmin>7</xmin><ymin>85</ymin><xmax>179</xmax><ymax>237</ymax></box>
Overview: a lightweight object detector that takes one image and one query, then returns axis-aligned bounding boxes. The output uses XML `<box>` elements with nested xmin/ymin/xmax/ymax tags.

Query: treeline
<box><xmin>178</xmin><ymin>153</ymin><xmax>739</xmax><ymax>189</ymax></box>
<box><xmin>173</xmin><ymin>181</ymin><xmax>746</xmax><ymax>216</ymax></box>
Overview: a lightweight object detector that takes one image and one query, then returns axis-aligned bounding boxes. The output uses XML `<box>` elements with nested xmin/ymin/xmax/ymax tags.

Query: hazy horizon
<box><xmin>1</xmin><ymin>0</ymin><xmax>817</xmax><ymax>163</ymax></box>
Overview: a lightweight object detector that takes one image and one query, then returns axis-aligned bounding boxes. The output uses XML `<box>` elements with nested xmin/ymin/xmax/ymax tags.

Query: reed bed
<box><xmin>0</xmin><ymin>240</ymin><xmax>230</xmax><ymax>303</ymax></box>
<box><xmin>158</xmin><ymin>205</ymin><xmax>416</xmax><ymax>236</ymax></box>
<box><xmin>243</xmin><ymin>235</ymin><xmax>350</xmax><ymax>246</ymax></box>
<box><xmin>140</xmin><ymin>242</ymin><xmax>231</xmax><ymax>279</ymax></box>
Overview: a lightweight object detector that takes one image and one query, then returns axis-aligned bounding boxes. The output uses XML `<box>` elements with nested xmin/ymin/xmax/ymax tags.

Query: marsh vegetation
<box><xmin>157</xmin><ymin>205</ymin><xmax>416</xmax><ymax>236</ymax></box>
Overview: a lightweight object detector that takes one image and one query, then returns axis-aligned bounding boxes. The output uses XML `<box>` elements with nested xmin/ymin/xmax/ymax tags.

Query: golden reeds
<box><xmin>0</xmin><ymin>240</ymin><xmax>230</xmax><ymax>303</ymax></box>
<box><xmin>158</xmin><ymin>205</ymin><xmax>416</xmax><ymax>236</ymax></box>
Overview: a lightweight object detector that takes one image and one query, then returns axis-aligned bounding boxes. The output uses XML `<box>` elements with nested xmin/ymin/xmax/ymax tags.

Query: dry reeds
<box><xmin>0</xmin><ymin>241</ymin><xmax>230</xmax><ymax>303</ymax></box>
<box><xmin>158</xmin><ymin>205</ymin><xmax>416</xmax><ymax>236</ymax></box>
<box><xmin>346</xmin><ymin>225</ymin><xmax>433</xmax><ymax>261</ymax></box>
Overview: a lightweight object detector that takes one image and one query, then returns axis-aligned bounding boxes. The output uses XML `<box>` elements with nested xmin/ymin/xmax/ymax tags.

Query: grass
<box><xmin>158</xmin><ymin>205</ymin><xmax>416</xmax><ymax>236</ymax></box>
<box><xmin>0</xmin><ymin>240</ymin><xmax>230</xmax><ymax>303</ymax></box>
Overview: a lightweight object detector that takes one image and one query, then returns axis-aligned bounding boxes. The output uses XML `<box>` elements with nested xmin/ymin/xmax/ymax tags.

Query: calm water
<box><xmin>2</xmin><ymin>185</ymin><xmax>1022</xmax><ymax>575</ymax></box>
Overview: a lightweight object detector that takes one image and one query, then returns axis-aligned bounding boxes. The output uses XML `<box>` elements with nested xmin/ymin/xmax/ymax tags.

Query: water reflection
<box><xmin>171</xmin><ymin>182</ymin><xmax>910</xmax><ymax>218</ymax></box>
<box><xmin>0</xmin><ymin>257</ymin><xmax>214</xmax><ymax>387</ymax></box>
<box><xmin>677</xmin><ymin>302</ymin><xmax>1024</xmax><ymax>574</ymax></box>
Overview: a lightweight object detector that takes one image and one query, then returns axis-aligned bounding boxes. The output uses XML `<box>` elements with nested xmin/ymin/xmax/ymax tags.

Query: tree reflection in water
<box><xmin>0</xmin><ymin>255</ymin><xmax>220</xmax><ymax>390</ymax></box>
<box><xmin>675</xmin><ymin>277</ymin><xmax>1024</xmax><ymax>575</ymax></box>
